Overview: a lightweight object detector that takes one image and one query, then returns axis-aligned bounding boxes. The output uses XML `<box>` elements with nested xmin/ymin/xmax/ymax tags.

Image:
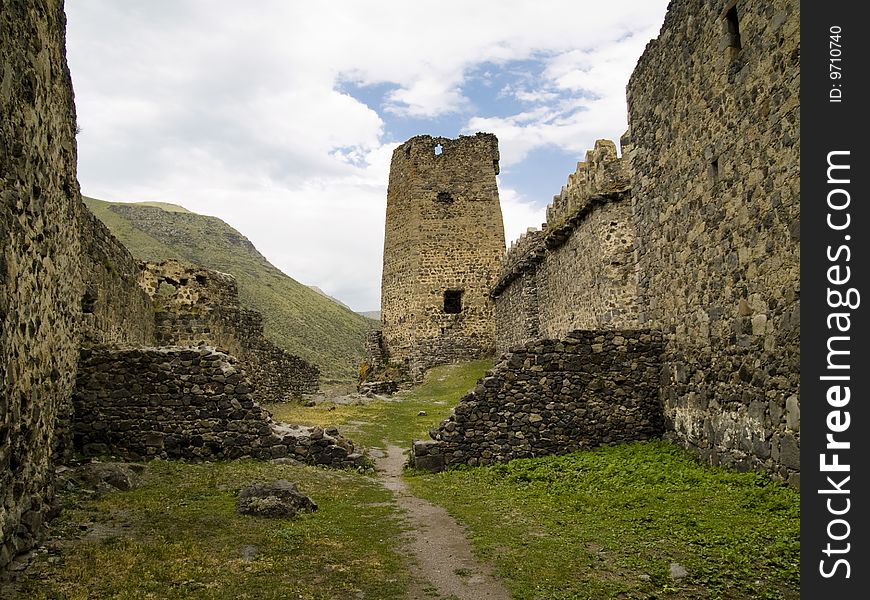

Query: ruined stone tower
<box><xmin>380</xmin><ymin>134</ymin><xmax>505</xmax><ymax>377</ymax></box>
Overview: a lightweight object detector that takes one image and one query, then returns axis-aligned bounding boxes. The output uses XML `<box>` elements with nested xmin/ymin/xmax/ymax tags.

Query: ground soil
<box><xmin>374</xmin><ymin>444</ymin><xmax>512</xmax><ymax>600</ymax></box>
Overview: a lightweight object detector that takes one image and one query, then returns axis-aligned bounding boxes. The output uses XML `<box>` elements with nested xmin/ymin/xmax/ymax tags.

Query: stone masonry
<box><xmin>1</xmin><ymin>0</ymin><xmax>354</xmax><ymax>569</ymax></box>
<box><xmin>413</xmin><ymin>330</ymin><xmax>664</xmax><ymax>471</ymax></box>
<box><xmin>1</xmin><ymin>0</ymin><xmax>82</xmax><ymax>570</ymax></box>
<box><xmin>142</xmin><ymin>260</ymin><xmax>320</xmax><ymax>401</ymax></box>
<box><xmin>357</xmin><ymin>330</ymin><xmax>403</xmax><ymax>395</ymax></box>
<box><xmin>79</xmin><ymin>209</ymin><xmax>154</xmax><ymax>347</ymax></box>
<box><xmin>52</xmin><ymin>207</ymin><xmax>157</xmax><ymax>465</ymax></box>
<box><xmin>73</xmin><ymin>346</ymin><xmax>365</xmax><ymax>467</ymax></box>
<box><xmin>492</xmin><ymin>140</ymin><xmax>640</xmax><ymax>354</ymax></box>
<box><xmin>417</xmin><ymin>0</ymin><xmax>800</xmax><ymax>485</ymax></box>
<box><xmin>626</xmin><ymin>0</ymin><xmax>800</xmax><ymax>483</ymax></box>
<box><xmin>380</xmin><ymin>134</ymin><xmax>506</xmax><ymax>379</ymax></box>
<box><xmin>1</xmin><ymin>0</ymin><xmax>802</xmax><ymax>573</ymax></box>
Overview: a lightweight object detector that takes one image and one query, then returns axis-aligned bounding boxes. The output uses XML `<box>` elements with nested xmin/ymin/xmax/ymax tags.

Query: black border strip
<box><xmin>801</xmin><ymin>1</ymin><xmax>868</xmax><ymax>596</ymax></box>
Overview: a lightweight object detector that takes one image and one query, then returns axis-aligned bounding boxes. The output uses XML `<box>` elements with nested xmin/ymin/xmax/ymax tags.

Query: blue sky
<box><xmin>64</xmin><ymin>0</ymin><xmax>670</xmax><ymax>312</ymax></box>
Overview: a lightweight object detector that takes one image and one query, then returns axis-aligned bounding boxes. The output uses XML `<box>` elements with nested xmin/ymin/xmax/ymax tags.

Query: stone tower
<box><xmin>380</xmin><ymin>133</ymin><xmax>506</xmax><ymax>377</ymax></box>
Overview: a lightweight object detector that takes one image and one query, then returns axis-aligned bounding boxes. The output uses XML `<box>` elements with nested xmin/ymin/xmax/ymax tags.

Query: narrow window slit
<box><xmin>725</xmin><ymin>6</ymin><xmax>741</xmax><ymax>56</ymax></box>
<box><xmin>708</xmin><ymin>158</ymin><xmax>720</xmax><ymax>184</ymax></box>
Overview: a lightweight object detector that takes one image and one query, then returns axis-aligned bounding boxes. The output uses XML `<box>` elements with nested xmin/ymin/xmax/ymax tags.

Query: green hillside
<box><xmin>84</xmin><ymin>196</ymin><xmax>376</xmax><ymax>384</ymax></box>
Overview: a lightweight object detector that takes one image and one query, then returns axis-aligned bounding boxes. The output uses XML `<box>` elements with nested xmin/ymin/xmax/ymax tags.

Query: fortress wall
<box><xmin>143</xmin><ymin>260</ymin><xmax>242</xmax><ymax>353</ymax></box>
<box><xmin>78</xmin><ymin>207</ymin><xmax>155</xmax><ymax>346</ymax></box>
<box><xmin>626</xmin><ymin>0</ymin><xmax>800</xmax><ymax>483</ymax></box>
<box><xmin>493</xmin><ymin>141</ymin><xmax>640</xmax><ymax>354</ymax></box>
<box><xmin>236</xmin><ymin>308</ymin><xmax>320</xmax><ymax>398</ymax></box>
<box><xmin>142</xmin><ymin>261</ymin><xmax>319</xmax><ymax>400</ymax></box>
<box><xmin>73</xmin><ymin>346</ymin><xmax>361</xmax><ymax>467</ymax></box>
<box><xmin>0</xmin><ymin>0</ymin><xmax>82</xmax><ymax>569</ymax></box>
<box><xmin>413</xmin><ymin>330</ymin><xmax>664</xmax><ymax>472</ymax></box>
<box><xmin>537</xmin><ymin>196</ymin><xmax>638</xmax><ymax>337</ymax></box>
<box><xmin>381</xmin><ymin>134</ymin><xmax>505</xmax><ymax>377</ymax></box>
<box><xmin>52</xmin><ymin>206</ymin><xmax>156</xmax><ymax>465</ymax></box>
<box><xmin>493</xmin><ymin>230</ymin><xmax>544</xmax><ymax>352</ymax></box>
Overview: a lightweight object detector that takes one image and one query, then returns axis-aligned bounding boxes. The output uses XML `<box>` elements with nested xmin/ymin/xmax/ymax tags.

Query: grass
<box><xmin>14</xmin><ymin>460</ymin><xmax>410</xmax><ymax>599</ymax></box>
<box><xmin>83</xmin><ymin>196</ymin><xmax>376</xmax><ymax>383</ymax></box>
<box><xmin>265</xmin><ymin>359</ymin><xmax>494</xmax><ymax>450</ymax></box>
<box><xmin>405</xmin><ymin>442</ymin><xmax>800</xmax><ymax>599</ymax></box>
<box><xmin>272</xmin><ymin>360</ymin><xmax>800</xmax><ymax>598</ymax></box>
<box><xmin>16</xmin><ymin>360</ymin><xmax>800</xmax><ymax>599</ymax></box>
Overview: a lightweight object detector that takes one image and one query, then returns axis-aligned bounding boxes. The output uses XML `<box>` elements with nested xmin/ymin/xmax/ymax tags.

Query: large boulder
<box><xmin>56</xmin><ymin>462</ymin><xmax>145</xmax><ymax>494</ymax></box>
<box><xmin>235</xmin><ymin>480</ymin><xmax>317</xmax><ymax>518</ymax></box>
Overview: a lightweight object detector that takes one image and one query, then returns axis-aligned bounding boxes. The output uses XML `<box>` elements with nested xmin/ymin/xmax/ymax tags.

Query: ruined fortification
<box><xmin>415</xmin><ymin>0</ymin><xmax>800</xmax><ymax>486</ymax></box>
<box><xmin>143</xmin><ymin>260</ymin><xmax>319</xmax><ymax>401</ymax></box>
<box><xmin>491</xmin><ymin>139</ymin><xmax>640</xmax><ymax>353</ymax></box>
<box><xmin>380</xmin><ymin>134</ymin><xmax>505</xmax><ymax>378</ymax></box>
<box><xmin>414</xmin><ymin>330</ymin><xmax>664</xmax><ymax>471</ymax></box>
<box><xmin>73</xmin><ymin>346</ymin><xmax>361</xmax><ymax>465</ymax></box>
<box><xmin>626</xmin><ymin>0</ymin><xmax>800</xmax><ymax>483</ymax></box>
<box><xmin>2</xmin><ymin>0</ymin><xmax>801</xmax><ymax>573</ymax></box>
<box><xmin>1</xmin><ymin>1</ymin><xmax>82</xmax><ymax>568</ymax></box>
<box><xmin>1</xmin><ymin>0</ymin><xmax>325</xmax><ymax>569</ymax></box>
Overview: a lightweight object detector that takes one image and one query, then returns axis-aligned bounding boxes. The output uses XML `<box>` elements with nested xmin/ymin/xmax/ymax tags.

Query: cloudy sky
<box><xmin>64</xmin><ymin>0</ymin><xmax>670</xmax><ymax>312</ymax></box>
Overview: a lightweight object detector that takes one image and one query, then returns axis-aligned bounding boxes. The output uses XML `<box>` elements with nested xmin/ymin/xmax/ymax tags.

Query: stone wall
<box><xmin>413</xmin><ymin>330</ymin><xmax>664</xmax><ymax>472</ymax></box>
<box><xmin>142</xmin><ymin>260</ymin><xmax>319</xmax><ymax>401</ymax></box>
<box><xmin>626</xmin><ymin>0</ymin><xmax>800</xmax><ymax>483</ymax></box>
<box><xmin>492</xmin><ymin>229</ymin><xmax>545</xmax><ymax>352</ymax></box>
<box><xmin>0</xmin><ymin>0</ymin><xmax>83</xmax><ymax>570</ymax></box>
<box><xmin>381</xmin><ymin>134</ymin><xmax>506</xmax><ymax>378</ymax></box>
<box><xmin>492</xmin><ymin>140</ymin><xmax>640</xmax><ymax>354</ymax></box>
<box><xmin>78</xmin><ymin>207</ymin><xmax>154</xmax><ymax>346</ymax></box>
<box><xmin>73</xmin><ymin>346</ymin><xmax>364</xmax><ymax>467</ymax></box>
<box><xmin>237</xmin><ymin>308</ymin><xmax>320</xmax><ymax>399</ymax></box>
<box><xmin>357</xmin><ymin>330</ymin><xmax>403</xmax><ymax>395</ymax></box>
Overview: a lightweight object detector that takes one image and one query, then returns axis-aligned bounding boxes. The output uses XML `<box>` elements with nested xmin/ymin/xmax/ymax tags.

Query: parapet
<box><xmin>494</xmin><ymin>138</ymin><xmax>631</xmax><ymax>296</ymax></box>
<box><xmin>140</xmin><ymin>260</ymin><xmax>238</xmax><ymax>314</ymax></box>
<box><xmin>139</xmin><ymin>259</ymin><xmax>319</xmax><ymax>400</ymax></box>
<box><xmin>391</xmin><ymin>132</ymin><xmax>500</xmax><ymax>174</ymax></box>
<box><xmin>491</xmin><ymin>227</ymin><xmax>546</xmax><ymax>296</ymax></box>
<box><xmin>545</xmin><ymin>139</ymin><xmax>630</xmax><ymax>228</ymax></box>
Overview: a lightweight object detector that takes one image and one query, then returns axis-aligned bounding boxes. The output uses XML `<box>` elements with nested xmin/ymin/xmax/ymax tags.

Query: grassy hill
<box><xmin>84</xmin><ymin>196</ymin><xmax>376</xmax><ymax>384</ymax></box>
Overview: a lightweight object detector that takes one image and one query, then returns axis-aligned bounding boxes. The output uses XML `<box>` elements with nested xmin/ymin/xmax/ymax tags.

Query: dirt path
<box><xmin>374</xmin><ymin>444</ymin><xmax>512</xmax><ymax>600</ymax></box>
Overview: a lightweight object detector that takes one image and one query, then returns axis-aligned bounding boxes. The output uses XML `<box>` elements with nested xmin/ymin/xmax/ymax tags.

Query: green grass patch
<box><xmin>20</xmin><ymin>360</ymin><xmax>800</xmax><ymax>600</ymax></box>
<box><xmin>406</xmin><ymin>440</ymin><xmax>800</xmax><ymax>599</ymax></box>
<box><xmin>17</xmin><ymin>460</ymin><xmax>410</xmax><ymax>599</ymax></box>
<box><xmin>266</xmin><ymin>359</ymin><xmax>492</xmax><ymax>450</ymax></box>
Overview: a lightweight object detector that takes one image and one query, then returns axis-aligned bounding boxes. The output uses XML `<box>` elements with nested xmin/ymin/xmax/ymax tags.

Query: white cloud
<box><xmin>499</xmin><ymin>185</ymin><xmax>548</xmax><ymax>246</ymax></box>
<box><xmin>64</xmin><ymin>0</ymin><xmax>670</xmax><ymax>311</ymax></box>
<box><xmin>385</xmin><ymin>78</ymin><xmax>469</xmax><ymax>118</ymax></box>
<box><xmin>464</xmin><ymin>24</ymin><xmax>664</xmax><ymax>169</ymax></box>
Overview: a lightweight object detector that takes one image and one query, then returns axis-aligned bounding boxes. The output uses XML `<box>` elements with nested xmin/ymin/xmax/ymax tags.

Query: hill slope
<box><xmin>84</xmin><ymin>196</ymin><xmax>375</xmax><ymax>383</ymax></box>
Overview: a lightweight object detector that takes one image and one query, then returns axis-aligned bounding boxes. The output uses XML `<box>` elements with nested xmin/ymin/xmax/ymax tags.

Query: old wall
<box><xmin>52</xmin><ymin>206</ymin><xmax>156</xmax><ymax>465</ymax></box>
<box><xmin>492</xmin><ymin>230</ymin><xmax>545</xmax><ymax>352</ymax></box>
<box><xmin>626</xmin><ymin>0</ymin><xmax>800</xmax><ymax>483</ymax></box>
<box><xmin>237</xmin><ymin>308</ymin><xmax>320</xmax><ymax>399</ymax></box>
<box><xmin>73</xmin><ymin>346</ymin><xmax>363</xmax><ymax>467</ymax></box>
<box><xmin>142</xmin><ymin>261</ymin><xmax>319</xmax><ymax>400</ymax></box>
<box><xmin>492</xmin><ymin>141</ymin><xmax>640</xmax><ymax>354</ymax></box>
<box><xmin>78</xmin><ymin>207</ymin><xmax>154</xmax><ymax>346</ymax></box>
<box><xmin>413</xmin><ymin>330</ymin><xmax>664</xmax><ymax>472</ymax></box>
<box><xmin>0</xmin><ymin>0</ymin><xmax>82</xmax><ymax>569</ymax></box>
<box><xmin>381</xmin><ymin>134</ymin><xmax>505</xmax><ymax>378</ymax></box>
<box><xmin>357</xmin><ymin>330</ymin><xmax>404</xmax><ymax>395</ymax></box>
